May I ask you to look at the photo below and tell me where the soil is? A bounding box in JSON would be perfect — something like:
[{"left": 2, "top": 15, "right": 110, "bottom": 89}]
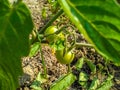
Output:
[{"left": 18, "top": 0, "right": 120, "bottom": 90}]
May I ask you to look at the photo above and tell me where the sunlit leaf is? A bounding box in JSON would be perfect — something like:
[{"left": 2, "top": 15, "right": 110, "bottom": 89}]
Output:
[
  {"left": 75, "top": 58, "right": 84, "bottom": 70},
  {"left": 79, "top": 71, "right": 88, "bottom": 82},
  {"left": 58, "top": 0, "right": 120, "bottom": 66},
  {"left": 78, "top": 71, "right": 89, "bottom": 88}
]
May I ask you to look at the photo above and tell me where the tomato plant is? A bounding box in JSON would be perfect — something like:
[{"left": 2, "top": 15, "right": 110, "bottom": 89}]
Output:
[
  {"left": 59, "top": 0, "right": 120, "bottom": 66},
  {"left": 0, "top": 0, "right": 120, "bottom": 90}
]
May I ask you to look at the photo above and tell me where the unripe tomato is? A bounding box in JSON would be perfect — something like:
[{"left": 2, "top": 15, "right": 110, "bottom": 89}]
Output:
[
  {"left": 44, "top": 26, "right": 58, "bottom": 42},
  {"left": 58, "top": 32, "right": 65, "bottom": 41},
  {"left": 55, "top": 49, "right": 74, "bottom": 64},
  {"left": 44, "top": 26, "right": 65, "bottom": 42}
]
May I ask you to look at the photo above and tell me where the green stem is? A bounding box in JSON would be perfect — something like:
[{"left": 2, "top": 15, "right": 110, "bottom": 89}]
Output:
[
  {"left": 68, "top": 32, "right": 76, "bottom": 52},
  {"left": 68, "top": 43, "right": 93, "bottom": 52},
  {"left": 75, "top": 43, "right": 93, "bottom": 47},
  {"left": 67, "top": 64, "right": 71, "bottom": 72},
  {"left": 32, "top": 9, "right": 63, "bottom": 44},
  {"left": 39, "top": 43, "right": 47, "bottom": 78},
  {"left": 39, "top": 9, "right": 63, "bottom": 34},
  {"left": 64, "top": 35, "right": 68, "bottom": 55},
  {"left": 38, "top": 36, "right": 47, "bottom": 78}
]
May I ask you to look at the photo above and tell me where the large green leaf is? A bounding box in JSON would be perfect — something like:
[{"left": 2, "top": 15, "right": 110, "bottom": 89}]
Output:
[
  {"left": 58, "top": 0, "right": 120, "bottom": 65},
  {"left": 0, "top": 0, "right": 33, "bottom": 90}
]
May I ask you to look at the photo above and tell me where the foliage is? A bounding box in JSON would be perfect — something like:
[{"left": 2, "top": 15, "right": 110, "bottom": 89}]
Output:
[
  {"left": 0, "top": 0, "right": 120, "bottom": 89},
  {"left": 97, "top": 75, "right": 113, "bottom": 90},
  {"left": 29, "top": 42, "right": 40, "bottom": 57},
  {"left": 58, "top": 0, "right": 120, "bottom": 66},
  {"left": 86, "top": 59, "right": 96, "bottom": 74},
  {"left": 47, "top": 0, "right": 60, "bottom": 13},
  {"left": 75, "top": 58, "right": 84, "bottom": 70},
  {"left": 50, "top": 73, "right": 76, "bottom": 90},
  {"left": 76, "top": 58, "right": 113, "bottom": 90},
  {"left": 30, "top": 72, "right": 47, "bottom": 90},
  {"left": 0, "top": 0, "right": 33, "bottom": 89}
]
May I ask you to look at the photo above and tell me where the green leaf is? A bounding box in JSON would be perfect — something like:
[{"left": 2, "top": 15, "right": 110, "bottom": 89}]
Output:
[
  {"left": 50, "top": 39, "right": 64, "bottom": 51},
  {"left": 35, "top": 72, "right": 47, "bottom": 84},
  {"left": 75, "top": 58, "right": 84, "bottom": 70},
  {"left": 78, "top": 71, "right": 89, "bottom": 89},
  {"left": 30, "top": 85, "right": 43, "bottom": 90},
  {"left": 86, "top": 59, "right": 96, "bottom": 74},
  {"left": 30, "top": 72, "right": 47, "bottom": 90},
  {"left": 79, "top": 72, "right": 88, "bottom": 82},
  {"left": 29, "top": 42, "right": 40, "bottom": 57},
  {"left": 0, "top": 0, "right": 33, "bottom": 90},
  {"left": 50, "top": 73, "right": 76, "bottom": 90},
  {"left": 58, "top": 0, "right": 120, "bottom": 65},
  {"left": 42, "top": 8, "right": 47, "bottom": 19},
  {"left": 88, "top": 77, "right": 100, "bottom": 90},
  {"left": 30, "top": 80, "right": 42, "bottom": 90},
  {"left": 97, "top": 75, "right": 113, "bottom": 90}
]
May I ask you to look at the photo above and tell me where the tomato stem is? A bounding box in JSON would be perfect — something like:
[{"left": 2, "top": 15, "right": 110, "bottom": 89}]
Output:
[
  {"left": 32, "top": 9, "right": 63, "bottom": 44},
  {"left": 68, "top": 64, "right": 71, "bottom": 72},
  {"left": 68, "top": 31, "right": 76, "bottom": 52},
  {"left": 39, "top": 9, "right": 63, "bottom": 34},
  {"left": 38, "top": 35, "right": 47, "bottom": 78},
  {"left": 69, "top": 43, "right": 93, "bottom": 52},
  {"left": 75, "top": 43, "right": 93, "bottom": 47},
  {"left": 64, "top": 34, "right": 69, "bottom": 56}
]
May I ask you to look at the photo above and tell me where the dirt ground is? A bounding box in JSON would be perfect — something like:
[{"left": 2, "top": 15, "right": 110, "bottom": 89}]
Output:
[{"left": 18, "top": 0, "right": 120, "bottom": 90}]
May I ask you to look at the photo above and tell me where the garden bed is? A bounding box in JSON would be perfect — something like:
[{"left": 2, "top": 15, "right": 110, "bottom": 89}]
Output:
[{"left": 18, "top": 0, "right": 120, "bottom": 90}]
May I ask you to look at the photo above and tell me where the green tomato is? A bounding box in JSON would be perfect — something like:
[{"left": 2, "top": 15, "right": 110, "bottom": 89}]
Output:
[
  {"left": 58, "top": 32, "right": 65, "bottom": 41},
  {"left": 44, "top": 26, "right": 58, "bottom": 42},
  {"left": 55, "top": 49, "right": 74, "bottom": 64},
  {"left": 44, "top": 26, "right": 64, "bottom": 42}
]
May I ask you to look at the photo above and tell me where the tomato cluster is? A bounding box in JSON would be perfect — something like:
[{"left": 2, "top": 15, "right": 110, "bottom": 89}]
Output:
[{"left": 44, "top": 26, "right": 74, "bottom": 64}]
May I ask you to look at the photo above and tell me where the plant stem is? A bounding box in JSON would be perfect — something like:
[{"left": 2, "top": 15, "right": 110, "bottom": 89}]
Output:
[
  {"left": 38, "top": 36, "right": 47, "bottom": 78},
  {"left": 64, "top": 35, "right": 68, "bottom": 55},
  {"left": 39, "top": 9, "right": 63, "bottom": 34},
  {"left": 68, "top": 64, "right": 71, "bottom": 72},
  {"left": 39, "top": 44, "right": 47, "bottom": 78},
  {"left": 68, "top": 32, "right": 76, "bottom": 52},
  {"left": 68, "top": 42, "right": 93, "bottom": 52},
  {"left": 32, "top": 9, "right": 63, "bottom": 44},
  {"left": 75, "top": 43, "right": 93, "bottom": 47}
]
